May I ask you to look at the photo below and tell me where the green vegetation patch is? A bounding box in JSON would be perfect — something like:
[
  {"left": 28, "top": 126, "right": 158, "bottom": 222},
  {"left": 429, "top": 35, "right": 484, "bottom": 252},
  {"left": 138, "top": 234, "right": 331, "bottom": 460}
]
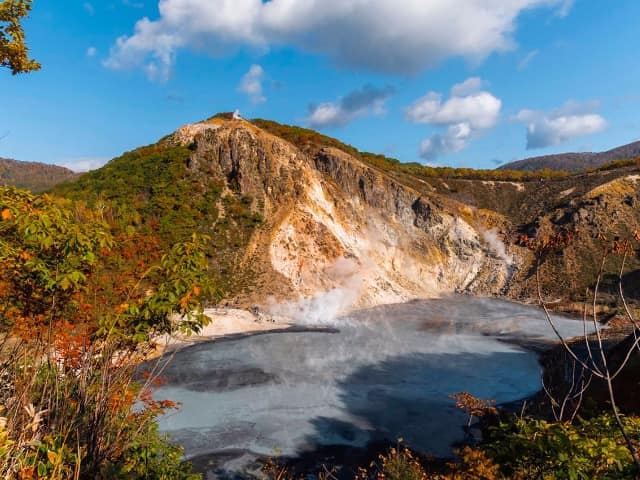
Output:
[{"left": 53, "top": 143, "right": 264, "bottom": 300}]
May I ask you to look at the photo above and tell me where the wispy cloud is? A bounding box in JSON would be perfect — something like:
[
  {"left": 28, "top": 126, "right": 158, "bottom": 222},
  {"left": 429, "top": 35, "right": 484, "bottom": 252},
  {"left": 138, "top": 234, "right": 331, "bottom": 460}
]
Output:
[
  {"left": 238, "top": 65, "right": 267, "bottom": 104},
  {"left": 450, "top": 77, "right": 485, "bottom": 97},
  {"left": 122, "top": 0, "right": 144, "bottom": 8},
  {"left": 306, "top": 84, "right": 395, "bottom": 128},
  {"left": 518, "top": 49, "right": 539, "bottom": 71},
  {"left": 556, "top": 0, "right": 574, "bottom": 17},
  {"left": 83, "top": 2, "right": 95, "bottom": 15}
]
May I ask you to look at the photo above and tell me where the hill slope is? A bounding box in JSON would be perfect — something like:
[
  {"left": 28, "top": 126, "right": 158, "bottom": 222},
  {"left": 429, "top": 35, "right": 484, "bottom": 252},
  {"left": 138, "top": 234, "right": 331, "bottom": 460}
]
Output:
[
  {"left": 499, "top": 140, "right": 640, "bottom": 172},
  {"left": 0, "top": 157, "right": 78, "bottom": 192},
  {"left": 52, "top": 116, "right": 640, "bottom": 315},
  {"left": 55, "top": 117, "right": 516, "bottom": 313}
]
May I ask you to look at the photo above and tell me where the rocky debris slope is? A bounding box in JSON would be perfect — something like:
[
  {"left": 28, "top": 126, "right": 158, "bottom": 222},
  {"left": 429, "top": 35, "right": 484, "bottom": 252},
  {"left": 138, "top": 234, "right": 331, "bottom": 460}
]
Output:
[{"left": 509, "top": 173, "right": 640, "bottom": 306}]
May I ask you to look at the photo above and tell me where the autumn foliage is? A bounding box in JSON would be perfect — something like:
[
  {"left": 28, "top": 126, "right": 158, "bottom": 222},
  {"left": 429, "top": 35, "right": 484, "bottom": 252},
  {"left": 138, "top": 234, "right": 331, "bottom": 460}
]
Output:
[{"left": 0, "top": 186, "right": 213, "bottom": 479}]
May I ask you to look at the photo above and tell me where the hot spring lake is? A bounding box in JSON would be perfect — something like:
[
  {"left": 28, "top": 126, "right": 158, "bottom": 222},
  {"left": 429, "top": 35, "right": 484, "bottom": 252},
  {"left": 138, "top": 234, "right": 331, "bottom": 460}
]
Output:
[{"left": 155, "top": 295, "right": 591, "bottom": 474}]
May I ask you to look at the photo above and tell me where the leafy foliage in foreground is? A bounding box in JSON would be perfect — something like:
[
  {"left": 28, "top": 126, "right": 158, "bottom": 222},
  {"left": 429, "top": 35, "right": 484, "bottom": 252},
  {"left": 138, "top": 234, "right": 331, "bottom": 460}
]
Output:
[
  {"left": 0, "top": 187, "right": 112, "bottom": 330},
  {"left": 0, "top": 0, "right": 40, "bottom": 74},
  {"left": 485, "top": 415, "right": 640, "bottom": 479},
  {"left": 0, "top": 186, "right": 209, "bottom": 478},
  {"left": 348, "top": 414, "right": 640, "bottom": 479}
]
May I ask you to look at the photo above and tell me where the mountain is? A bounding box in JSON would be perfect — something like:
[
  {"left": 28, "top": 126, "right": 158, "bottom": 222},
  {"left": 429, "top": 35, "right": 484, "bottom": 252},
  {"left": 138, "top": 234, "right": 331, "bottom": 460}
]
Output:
[
  {"left": 0, "top": 157, "right": 78, "bottom": 192},
  {"left": 55, "top": 115, "right": 516, "bottom": 312},
  {"left": 52, "top": 115, "right": 640, "bottom": 315},
  {"left": 499, "top": 140, "right": 640, "bottom": 172}
]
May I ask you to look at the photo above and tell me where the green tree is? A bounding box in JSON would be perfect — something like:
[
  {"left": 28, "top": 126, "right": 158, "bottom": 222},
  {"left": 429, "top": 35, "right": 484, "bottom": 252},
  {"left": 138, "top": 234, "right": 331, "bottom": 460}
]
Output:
[
  {"left": 0, "top": 187, "right": 111, "bottom": 331},
  {"left": 0, "top": 0, "right": 40, "bottom": 74},
  {"left": 0, "top": 187, "right": 212, "bottom": 478},
  {"left": 485, "top": 414, "right": 640, "bottom": 479}
]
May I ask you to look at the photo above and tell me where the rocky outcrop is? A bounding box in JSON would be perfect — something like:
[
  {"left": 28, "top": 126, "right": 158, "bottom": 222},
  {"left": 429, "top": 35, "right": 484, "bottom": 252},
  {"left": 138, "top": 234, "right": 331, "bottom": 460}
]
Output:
[
  {"left": 508, "top": 173, "right": 640, "bottom": 304},
  {"left": 165, "top": 118, "right": 519, "bottom": 314}
]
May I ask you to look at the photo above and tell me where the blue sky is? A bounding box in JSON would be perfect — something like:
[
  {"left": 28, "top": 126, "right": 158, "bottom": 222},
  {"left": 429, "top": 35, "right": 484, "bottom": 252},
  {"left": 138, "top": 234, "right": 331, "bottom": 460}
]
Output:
[{"left": 1, "top": 0, "right": 639, "bottom": 171}]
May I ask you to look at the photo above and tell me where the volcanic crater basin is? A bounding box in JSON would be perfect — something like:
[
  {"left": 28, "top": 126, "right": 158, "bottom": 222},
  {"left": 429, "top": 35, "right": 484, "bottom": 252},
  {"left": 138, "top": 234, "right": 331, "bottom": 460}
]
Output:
[{"left": 156, "top": 295, "right": 591, "bottom": 477}]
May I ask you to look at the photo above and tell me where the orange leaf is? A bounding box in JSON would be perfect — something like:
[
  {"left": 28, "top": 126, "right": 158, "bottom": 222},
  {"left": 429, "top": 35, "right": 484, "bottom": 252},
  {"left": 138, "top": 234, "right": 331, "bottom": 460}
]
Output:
[
  {"left": 180, "top": 296, "right": 189, "bottom": 308},
  {"left": 1, "top": 208, "right": 11, "bottom": 220}
]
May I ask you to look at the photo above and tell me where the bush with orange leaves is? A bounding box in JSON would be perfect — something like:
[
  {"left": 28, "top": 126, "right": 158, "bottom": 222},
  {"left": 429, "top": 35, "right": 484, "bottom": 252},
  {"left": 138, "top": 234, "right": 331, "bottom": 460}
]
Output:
[
  {"left": 450, "top": 392, "right": 499, "bottom": 428},
  {"left": 0, "top": 186, "right": 214, "bottom": 479},
  {"left": 351, "top": 439, "right": 504, "bottom": 480}
]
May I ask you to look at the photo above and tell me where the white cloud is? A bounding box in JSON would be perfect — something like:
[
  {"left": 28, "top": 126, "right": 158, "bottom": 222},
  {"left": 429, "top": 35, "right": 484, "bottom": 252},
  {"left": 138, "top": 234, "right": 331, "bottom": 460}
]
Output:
[
  {"left": 105, "top": 0, "right": 573, "bottom": 80},
  {"left": 515, "top": 100, "right": 607, "bottom": 149},
  {"left": 406, "top": 78, "right": 501, "bottom": 160},
  {"left": 406, "top": 90, "right": 501, "bottom": 130},
  {"left": 103, "top": 17, "right": 179, "bottom": 82},
  {"left": 58, "top": 157, "right": 109, "bottom": 172},
  {"left": 306, "top": 85, "right": 395, "bottom": 128},
  {"left": 238, "top": 64, "right": 266, "bottom": 104},
  {"left": 86, "top": 46, "right": 97, "bottom": 58}
]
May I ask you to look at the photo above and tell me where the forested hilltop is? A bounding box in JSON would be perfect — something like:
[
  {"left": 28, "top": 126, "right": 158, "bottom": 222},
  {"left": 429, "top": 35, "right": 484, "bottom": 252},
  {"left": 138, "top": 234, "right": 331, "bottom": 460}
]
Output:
[
  {"left": 0, "top": 157, "right": 77, "bottom": 192},
  {"left": 499, "top": 140, "right": 640, "bottom": 172}
]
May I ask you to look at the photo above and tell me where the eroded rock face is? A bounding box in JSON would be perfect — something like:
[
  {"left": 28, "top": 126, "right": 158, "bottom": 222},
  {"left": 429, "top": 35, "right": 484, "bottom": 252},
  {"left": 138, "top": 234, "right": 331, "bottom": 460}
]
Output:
[{"left": 167, "top": 119, "right": 519, "bottom": 313}]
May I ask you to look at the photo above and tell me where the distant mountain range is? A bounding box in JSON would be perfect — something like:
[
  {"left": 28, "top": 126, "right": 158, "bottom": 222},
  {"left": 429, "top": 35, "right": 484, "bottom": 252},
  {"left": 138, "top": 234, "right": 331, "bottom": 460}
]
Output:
[
  {"left": 499, "top": 140, "right": 640, "bottom": 172},
  {"left": 0, "top": 157, "right": 77, "bottom": 193}
]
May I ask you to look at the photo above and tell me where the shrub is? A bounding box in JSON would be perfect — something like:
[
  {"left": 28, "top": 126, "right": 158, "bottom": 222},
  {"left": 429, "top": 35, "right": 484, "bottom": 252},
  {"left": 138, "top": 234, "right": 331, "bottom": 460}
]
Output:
[
  {"left": 484, "top": 414, "right": 640, "bottom": 479},
  {"left": 0, "top": 186, "right": 211, "bottom": 478},
  {"left": 356, "top": 441, "right": 427, "bottom": 480}
]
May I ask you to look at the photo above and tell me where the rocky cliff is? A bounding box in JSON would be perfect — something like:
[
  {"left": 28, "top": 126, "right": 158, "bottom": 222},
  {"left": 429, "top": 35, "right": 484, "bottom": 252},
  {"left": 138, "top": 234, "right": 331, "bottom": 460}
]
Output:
[{"left": 164, "top": 117, "right": 518, "bottom": 314}]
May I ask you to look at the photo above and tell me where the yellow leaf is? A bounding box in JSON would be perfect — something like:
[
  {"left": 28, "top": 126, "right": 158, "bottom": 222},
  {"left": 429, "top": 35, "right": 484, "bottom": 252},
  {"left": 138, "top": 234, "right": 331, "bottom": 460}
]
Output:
[{"left": 47, "top": 450, "right": 59, "bottom": 465}]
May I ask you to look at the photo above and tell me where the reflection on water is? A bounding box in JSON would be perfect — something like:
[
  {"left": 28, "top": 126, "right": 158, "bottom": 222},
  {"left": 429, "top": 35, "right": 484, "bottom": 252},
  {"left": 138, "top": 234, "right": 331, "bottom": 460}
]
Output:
[{"left": 156, "top": 295, "right": 591, "bottom": 476}]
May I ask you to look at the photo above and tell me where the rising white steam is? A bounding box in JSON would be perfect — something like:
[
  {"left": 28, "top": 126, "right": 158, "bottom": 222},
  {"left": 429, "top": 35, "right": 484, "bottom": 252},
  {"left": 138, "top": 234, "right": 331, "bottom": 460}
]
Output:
[
  {"left": 267, "top": 257, "right": 365, "bottom": 325},
  {"left": 481, "top": 229, "right": 513, "bottom": 266}
]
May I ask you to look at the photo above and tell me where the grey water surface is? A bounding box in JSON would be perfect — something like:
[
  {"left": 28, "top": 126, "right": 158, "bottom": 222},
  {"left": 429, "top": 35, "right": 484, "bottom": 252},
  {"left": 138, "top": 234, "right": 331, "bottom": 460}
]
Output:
[{"left": 156, "top": 295, "right": 592, "bottom": 475}]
